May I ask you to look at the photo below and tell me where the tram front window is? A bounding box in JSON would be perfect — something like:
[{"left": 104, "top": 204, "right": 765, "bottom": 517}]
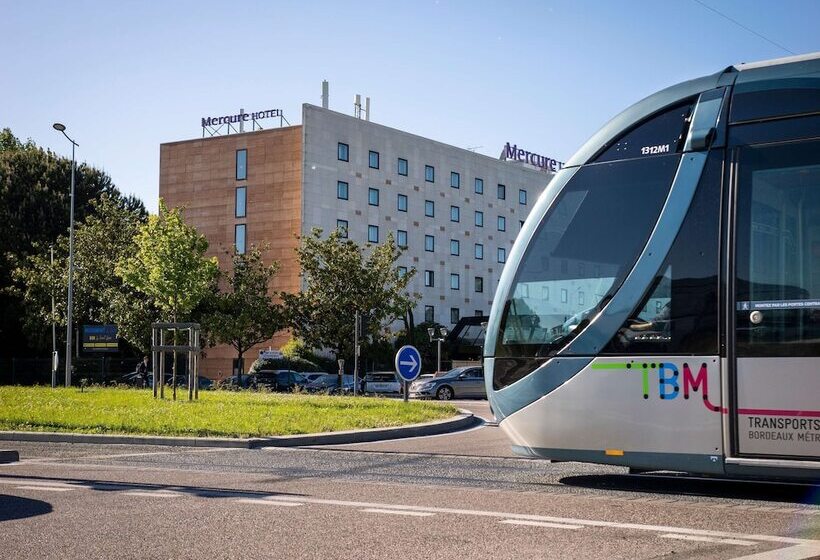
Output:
[{"left": 496, "top": 155, "right": 680, "bottom": 361}]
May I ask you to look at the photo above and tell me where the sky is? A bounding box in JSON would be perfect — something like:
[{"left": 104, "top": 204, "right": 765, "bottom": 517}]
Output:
[{"left": 2, "top": 0, "right": 819, "bottom": 213}]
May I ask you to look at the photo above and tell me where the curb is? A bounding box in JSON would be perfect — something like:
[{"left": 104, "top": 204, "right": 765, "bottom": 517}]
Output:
[
  {"left": 0, "top": 410, "right": 480, "bottom": 450},
  {"left": 0, "top": 450, "right": 19, "bottom": 464}
]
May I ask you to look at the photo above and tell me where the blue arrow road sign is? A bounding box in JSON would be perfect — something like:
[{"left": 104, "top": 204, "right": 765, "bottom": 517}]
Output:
[{"left": 395, "top": 345, "right": 422, "bottom": 382}]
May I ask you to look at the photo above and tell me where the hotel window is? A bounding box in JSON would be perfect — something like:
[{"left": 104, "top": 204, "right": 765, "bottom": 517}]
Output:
[
  {"left": 397, "top": 194, "right": 408, "bottom": 212},
  {"left": 450, "top": 239, "right": 460, "bottom": 256},
  {"left": 398, "top": 158, "right": 408, "bottom": 176},
  {"left": 425, "top": 305, "right": 435, "bottom": 323},
  {"left": 234, "top": 224, "right": 246, "bottom": 255},
  {"left": 497, "top": 183, "right": 506, "bottom": 200},
  {"left": 497, "top": 215, "right": 506, "bottom": 232},
  {"left": 474, "top": 210, "right": 483, "bottom": 227},
  {"left": 450, "top": 205, "right": 460, "bottom": 222},
  {"left": 519, "top": 189, "right": 527, "bottom": 205},
  {"left": 236, "top": 149, "right": 247, "bottom": 181},
  {"left": 450, "top": 307, "right": 460, "bottom": 324},
  {"left": 425, "top": 165, "right": 435, "bottom": 183},
  {"left": 475, "top": 276, "right": 484, "bottom": 293},
  {"left": 497, "top": 247, "right": 506, "bottom": 263},
  {"left": 561, "top": 288, "right": 568, "bottom": 303},
  {"left": 369, "top": 150, "right": 379, "bottom": 169},
  {"left": 424, "top": 270, "right": 434, "bottom": 287},
  {"left": 368, "top": 188, "right": 379, "bottom": 206},
  {"left": 474, "top": 243, "right": 483, "bottom": 260},
  {"left": 450, "top": 273, "right": 460, "bottom": 290},
  {"left": 542, "top": 286, "right": 550, "bottom": 300},
  {"left": 425, "top": 235, "right": 435, "bottom": 252},
  {"left": 397, "top": 229, "right": 408, "bottom": 248},
  {"left": 450, "top": 171, "right": 460, "bottom": 189},
  {"left": 425, "top": 200, "right": 434, "bottom": 217},
  {"left": 337, "top": 142, "right": 349, "bottom": 162},
  {"left": 578, "top": 291, "right": 585, "bottom": 306},
  {"left": 475, "top": 310, "right": 483, "bottom": 317},
  {"left": 398, "top": 266, "right": 408, "bottom": 278},
  {"left": 235, "top": 186, "right": 246, "bottom": 218},
  {"left": 368, "top": 225, "right": 379, "bottom": 243},
  {"left": 475, "top": 177, "right": 484, "bottom": 194},
  {"left": 336, "top": 219, "right": 349, "bottom": 238},
  {"left": 337, "top": 181, "right": 349, "bottom": 200}
]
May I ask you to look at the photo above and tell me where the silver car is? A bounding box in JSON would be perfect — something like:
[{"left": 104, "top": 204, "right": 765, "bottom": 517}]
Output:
[{"left": 408, "top": 366, "right": 485, "bottom": 400}]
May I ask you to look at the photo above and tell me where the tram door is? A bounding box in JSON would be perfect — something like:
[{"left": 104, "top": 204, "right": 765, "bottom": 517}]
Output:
[{"left": 733, "top": 138, "right": 820, "bottom": 460}]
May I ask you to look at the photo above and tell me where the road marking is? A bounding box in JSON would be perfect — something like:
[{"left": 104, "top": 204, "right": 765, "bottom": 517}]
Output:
[
  {"left": 124, "top": 491, "right": 181, "bottom": 498},
  {"left": 500, "top": 519, "right": 583, "bottom": 530},
  {"left": 362, "top": 508, "right": 434, "bottom": 517},
  {"left": 235, "top": 498, "right": 303, "bottom": 507},
  {"left": 661, "top": 534, "right": 756, "bottom": 546},
  {"left": 15, "top": 485, "right": 74, "bottom": 492},
  {"left": 730, "top": 542, "right": 820, "bottom": 560}
]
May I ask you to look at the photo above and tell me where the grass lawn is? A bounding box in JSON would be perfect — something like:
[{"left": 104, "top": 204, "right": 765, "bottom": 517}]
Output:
[{"left": 0, "top": 387, "right": 458, "bottom": 438}]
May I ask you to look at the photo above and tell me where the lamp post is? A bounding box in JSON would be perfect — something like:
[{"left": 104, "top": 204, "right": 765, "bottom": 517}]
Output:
[
  {"left": 427, "top": 326, "right": 448, "bottom": 374},
  {"left": 53, "top": 123, "right": 78, "bottom": 388}
]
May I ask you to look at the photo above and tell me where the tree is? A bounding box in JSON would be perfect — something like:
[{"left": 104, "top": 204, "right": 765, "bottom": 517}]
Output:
[
  {"left": 117, "top": 200, "right": 218, "bottom": 399},
  {"left": 9, "top": 195, "right": 152, "bottom": 353},
  {"left": 0, "top": 128, "right": 144, "bottom": 361},
  {"left": 282, "top": 228, "right": 418, "bottom": 363},
  {"left": 204, "top": 246, "right": 285, "bottom": 385}
]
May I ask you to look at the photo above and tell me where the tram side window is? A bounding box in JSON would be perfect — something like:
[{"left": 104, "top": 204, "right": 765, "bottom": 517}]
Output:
[
  {"left": 603, "top": 151, "right": 722, "bottom": 355},
  {"left": 594, "top": 100, "right": 694, "bottom": 163},
  {"left": 735, "top": 139, "right": 820, "bottom": 357}
]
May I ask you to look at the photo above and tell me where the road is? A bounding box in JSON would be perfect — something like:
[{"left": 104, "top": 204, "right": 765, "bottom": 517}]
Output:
[{"left": 1, "top": 399, "right": 818, "bottom": 559}]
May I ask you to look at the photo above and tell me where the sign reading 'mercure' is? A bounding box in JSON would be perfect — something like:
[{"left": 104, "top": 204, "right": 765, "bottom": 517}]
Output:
[
  {"left": 202, "top": 109, "right": 282, "bottom": 128},
  {"left": 502, "top": 142, "right": 563, "bottom": 172}
]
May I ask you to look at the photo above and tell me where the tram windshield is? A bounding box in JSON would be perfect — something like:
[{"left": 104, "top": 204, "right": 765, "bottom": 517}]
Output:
[{"left": 496, "top": 155, "right": 681, "bottom": 358}]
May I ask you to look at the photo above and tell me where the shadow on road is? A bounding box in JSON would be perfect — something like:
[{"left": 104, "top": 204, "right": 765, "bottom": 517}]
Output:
[
  {"left": 0, "top": 494, "right": 53, "bottom": 522},
  {"left": 560, "top": 473, "right": 820, "bottom": 505}
]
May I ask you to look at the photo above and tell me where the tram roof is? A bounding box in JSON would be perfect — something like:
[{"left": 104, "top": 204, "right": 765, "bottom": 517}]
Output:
[{"left": 565, "top": 51, "right": 820, "bottom": 168}]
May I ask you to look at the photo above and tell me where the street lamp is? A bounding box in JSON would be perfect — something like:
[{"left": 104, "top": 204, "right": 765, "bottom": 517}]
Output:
[
  {"left": 427, "top": 327, "right": 448, "bottom": 374},
  {"left": 53, "top": 122, "right": 79, "bottom": 388}
]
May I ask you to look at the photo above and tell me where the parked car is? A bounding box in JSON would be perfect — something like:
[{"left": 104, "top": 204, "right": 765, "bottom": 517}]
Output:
[
  {"left": 302, "top": 372, "right": 328, "bottom": 384},
  {"left": 363, "top": 371, "right": 402, "bottom": 395},
  {"left": 408, "top": 366, "right": 485, "bottom": 400},
  {"left": 254, "top": 369, "right": 308, "bottom": 392},
  {"left": 305, "top": 374, "right": 354, "bottom": 393}
]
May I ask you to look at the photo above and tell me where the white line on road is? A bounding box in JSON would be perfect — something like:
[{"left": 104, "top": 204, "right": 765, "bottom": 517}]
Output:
[
  {"left": 235, "top": 498, "right": 303, "bottom": 507},
  {"left": 362, "top": 508, "right": 435, "bottom": 517},
  {"left": 15, "top": 485, "right": 74, "bottom": 492},
  {"left": 500, "top": 519, "right": 583, "bottom": 530},
  {"left": 123, "top": 491, "right": 181, "bottom": 498},
  {"left": 661, "top": 533, "right": 756, "bottom": 546}
]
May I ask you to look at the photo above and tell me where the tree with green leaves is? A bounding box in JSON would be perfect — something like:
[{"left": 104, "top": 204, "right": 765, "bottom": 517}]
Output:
[
  {"left": 204, "top": 245, "right": 285, "bottom": 386},
  {"left": 0, "top": 127, "right": 143, "bottom": 361},
  {"left": 9, "top": 195, "right": 153, "bottom": 353},
  {"left": 282, "top": 228, "right": 418, "bottom": 363},
  {"left": 117, "top": 200, "right": 218, "bottom": 399}
]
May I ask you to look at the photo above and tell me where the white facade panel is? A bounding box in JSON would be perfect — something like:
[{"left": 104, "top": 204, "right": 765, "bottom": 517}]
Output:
[{"left": 301, "top": 104, "right": 552, "bottom": 327}]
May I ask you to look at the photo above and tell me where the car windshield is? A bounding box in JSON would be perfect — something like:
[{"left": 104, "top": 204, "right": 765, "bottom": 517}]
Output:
[
  {"left": 496, "top": 155, "right": 680, "bottom": 358},
  {"left": 441, "top": 368, "right": 469, "bottom": 379}
]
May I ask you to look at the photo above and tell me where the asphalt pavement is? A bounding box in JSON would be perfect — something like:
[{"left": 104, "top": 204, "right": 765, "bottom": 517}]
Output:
[{"left": 0, "top": 399, "right": 818, "bottom": 559}]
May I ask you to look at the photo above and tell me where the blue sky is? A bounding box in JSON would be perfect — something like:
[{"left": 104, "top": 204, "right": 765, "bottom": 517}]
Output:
[{"left": 2, "top": 0, "right": 819, "bottom": 213}]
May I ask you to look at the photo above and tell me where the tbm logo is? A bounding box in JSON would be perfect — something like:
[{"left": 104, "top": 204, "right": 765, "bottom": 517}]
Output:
[{"left": 592, "top": 362, "right": 722, "bottom": 412}]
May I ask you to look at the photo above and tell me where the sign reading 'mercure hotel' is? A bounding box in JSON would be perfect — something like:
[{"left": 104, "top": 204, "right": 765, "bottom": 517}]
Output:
[
  {"left": 202, "top": 109, "right": 282, "bottom": 128},
  {"left": 502, "top": 142, "right": 564, "bottom": 172}
]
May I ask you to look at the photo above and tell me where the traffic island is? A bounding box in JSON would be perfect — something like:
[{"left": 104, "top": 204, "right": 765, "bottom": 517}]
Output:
[{"left": 0, "top": 387, "right": 467, "bottom": 448}]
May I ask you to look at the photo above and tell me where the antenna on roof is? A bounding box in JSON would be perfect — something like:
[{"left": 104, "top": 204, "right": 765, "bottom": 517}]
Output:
[
  {"left": 354, "top": 94, "right": 371, "bottom": 120},
  {"left": 321, "top": 80, "right": 329, "bottom": 109}
]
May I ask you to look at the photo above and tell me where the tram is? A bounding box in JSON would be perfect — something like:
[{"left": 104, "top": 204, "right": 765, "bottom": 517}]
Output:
[{"left": 485, "top": 53, "right": 820, "bottom": 480}]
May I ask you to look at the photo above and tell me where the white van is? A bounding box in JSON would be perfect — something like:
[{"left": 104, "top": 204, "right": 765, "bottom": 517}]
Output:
[{"left": 363, "top": 371, "right": 402, "bottom": 394}]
